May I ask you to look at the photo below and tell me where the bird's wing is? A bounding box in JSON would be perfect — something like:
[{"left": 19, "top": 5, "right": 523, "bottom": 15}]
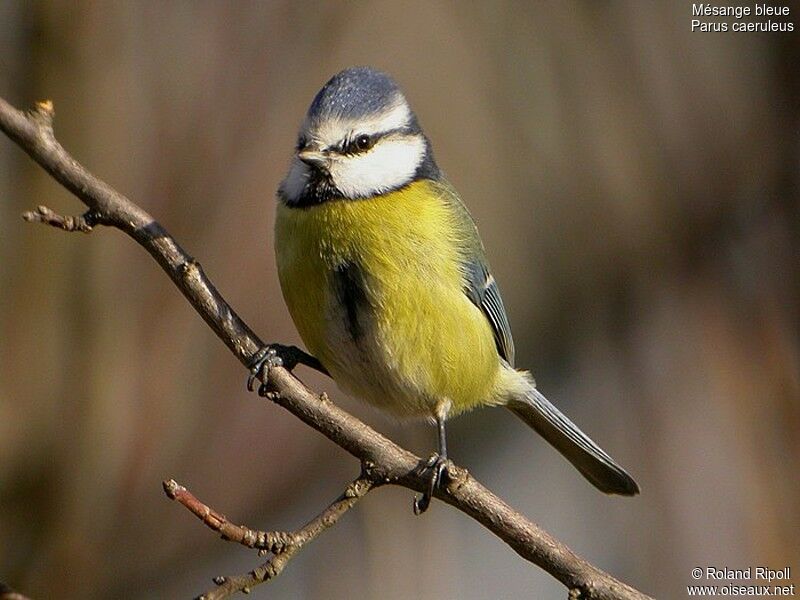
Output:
[
  {"left": 434, "top": 180, "right": 516, "bottom": 367},
  {"left": 463, "top": 258, "right": 515, "bottom": 366}
]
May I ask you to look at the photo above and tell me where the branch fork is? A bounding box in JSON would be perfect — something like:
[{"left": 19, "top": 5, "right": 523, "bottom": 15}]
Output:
[{"left": 164, "top": 475, "right": 376, "bottom": 599}]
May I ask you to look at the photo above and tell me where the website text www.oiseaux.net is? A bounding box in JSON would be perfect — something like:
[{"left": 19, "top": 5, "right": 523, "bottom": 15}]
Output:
[
  {"left": 687, "top": 584, "right": 795, "bottom": 597},
  {"left": 687, "top": 567, "right": 794, "bottom": 597}
]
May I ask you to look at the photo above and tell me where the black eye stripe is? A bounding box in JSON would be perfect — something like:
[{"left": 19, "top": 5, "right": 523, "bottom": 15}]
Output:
[{"left": 341, "top": 126, "right": 415, "bottom": 155}]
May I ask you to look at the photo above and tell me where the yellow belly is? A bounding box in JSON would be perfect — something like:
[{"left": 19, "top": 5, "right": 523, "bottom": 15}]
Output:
[{"left": 274, "top": 180, "right": 501, "bottom": 418}]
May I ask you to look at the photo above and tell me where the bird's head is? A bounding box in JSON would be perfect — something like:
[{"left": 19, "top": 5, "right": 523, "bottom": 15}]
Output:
[{"left": 279, "top": 67, "right": 438, "bottom": 206}]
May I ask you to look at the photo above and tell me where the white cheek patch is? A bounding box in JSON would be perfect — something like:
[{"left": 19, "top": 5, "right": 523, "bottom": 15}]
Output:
[
  {"left": 329, "top": 135, "right": 426, "bottom": 198},
  {"left": 279, "top": 158, "right": 311, "bottom": 201}
]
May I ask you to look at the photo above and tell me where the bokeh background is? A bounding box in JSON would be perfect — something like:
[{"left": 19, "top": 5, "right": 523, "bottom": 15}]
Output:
[{"left": 1, "top": 2, "right": 798, "bottom": 598}]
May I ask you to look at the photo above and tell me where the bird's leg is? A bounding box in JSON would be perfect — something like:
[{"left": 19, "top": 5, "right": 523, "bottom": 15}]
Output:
[
  {"left": 413, "top": 416, "right": 449, "bottom": 515},
  {"left": 246, "top": 344, "right": 329, "bottom": 396}
]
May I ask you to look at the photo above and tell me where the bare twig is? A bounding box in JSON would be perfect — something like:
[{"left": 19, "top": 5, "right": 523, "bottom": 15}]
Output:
[
  {"left": 0, "top": 96, "right": 652, "bottom": 600},
  {"left": 164, "top": 476, "right": 376, "bottom": 598},
  {"left": 163, "top": 480, "right": 288, "bottom": 552},
  {"left": 21, "top": 204, "right": 102, "bottom": 232}
]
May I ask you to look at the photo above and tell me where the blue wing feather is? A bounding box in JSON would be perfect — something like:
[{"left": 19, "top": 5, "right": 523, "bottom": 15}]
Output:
[{"left": 464, "top": 259, "right": 515, "bottom": 367}]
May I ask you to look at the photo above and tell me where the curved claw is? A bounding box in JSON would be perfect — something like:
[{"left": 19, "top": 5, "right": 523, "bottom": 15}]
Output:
[
  {"left": 247, "top": 346, "right": 284, "bottom": 392},
  {"left": 413, "top": 454, "right": 448, "bottom": 515}
]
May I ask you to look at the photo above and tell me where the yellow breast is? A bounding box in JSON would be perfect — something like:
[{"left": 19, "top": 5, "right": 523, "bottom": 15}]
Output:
[{"left": 274, "top": 180, "right": 501, "bottom": 418}]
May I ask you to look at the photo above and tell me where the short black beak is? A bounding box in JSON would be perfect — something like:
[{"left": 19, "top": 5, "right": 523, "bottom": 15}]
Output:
[{"left": 297, "top": 144, "right": 329, "bottom": 168}]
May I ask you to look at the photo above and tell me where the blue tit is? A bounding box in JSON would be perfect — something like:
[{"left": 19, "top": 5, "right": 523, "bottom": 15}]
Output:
[{"left": 273, "top": 67, "right": 639, "bottom": 513}]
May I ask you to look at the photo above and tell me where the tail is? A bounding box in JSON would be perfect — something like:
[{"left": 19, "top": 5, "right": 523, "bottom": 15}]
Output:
[{"left": 507, "top": 383, "right": 640, "bottom": 496}]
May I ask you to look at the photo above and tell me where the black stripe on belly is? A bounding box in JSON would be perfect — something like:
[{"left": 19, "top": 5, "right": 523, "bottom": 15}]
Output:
[{"left": 332, "top": 261, "right": 368, "bottom": 342}]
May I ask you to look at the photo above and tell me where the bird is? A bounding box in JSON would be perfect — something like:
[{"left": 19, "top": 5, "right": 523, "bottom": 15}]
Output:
[{"left": 265, "top": 66, "right": 639, "bottom": 513}]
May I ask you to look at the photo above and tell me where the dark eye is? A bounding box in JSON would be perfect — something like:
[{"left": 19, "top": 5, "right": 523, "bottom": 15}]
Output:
[
  {"left": 355, "top": 134, "right": 372, "bottom": 151},
  {"left": 347, "top": 134, "right": 373, "bottom": 154}
]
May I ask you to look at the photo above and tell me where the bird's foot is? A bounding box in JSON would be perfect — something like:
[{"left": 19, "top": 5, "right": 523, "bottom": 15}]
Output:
[
  {"left": 413, "top": 453, "right": 449, "bottom": 515},
  {"left": 247, "top": 345, "right": 289, "bottom": 396}
]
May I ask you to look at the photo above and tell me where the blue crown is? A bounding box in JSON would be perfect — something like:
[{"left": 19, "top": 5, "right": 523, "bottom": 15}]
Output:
[{"left": 307, "top": 67, "right": 402, "bottom": 122}]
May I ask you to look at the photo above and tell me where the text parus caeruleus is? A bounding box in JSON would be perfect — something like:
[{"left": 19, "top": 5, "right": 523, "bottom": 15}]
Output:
[{"left": 269, "top": 67, "right": 639, "bottom": 513}]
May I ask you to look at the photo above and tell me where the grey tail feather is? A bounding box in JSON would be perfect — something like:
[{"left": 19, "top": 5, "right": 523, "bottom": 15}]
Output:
[{"left": 507, "top": 385, "right": 640, "bottom": 496}]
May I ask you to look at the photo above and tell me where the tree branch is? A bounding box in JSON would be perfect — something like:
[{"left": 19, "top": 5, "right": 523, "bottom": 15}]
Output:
[
  {"left": 164, "top": 476, "right": 376, "bottom": 599},
  {"left": 0, "top": 96, "right": 652, "bottom": 600}
]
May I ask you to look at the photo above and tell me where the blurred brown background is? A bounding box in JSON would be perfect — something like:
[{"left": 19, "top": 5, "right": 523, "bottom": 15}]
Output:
[{"left": 1, "top": 2, "right": 798, "bottom": 598}]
